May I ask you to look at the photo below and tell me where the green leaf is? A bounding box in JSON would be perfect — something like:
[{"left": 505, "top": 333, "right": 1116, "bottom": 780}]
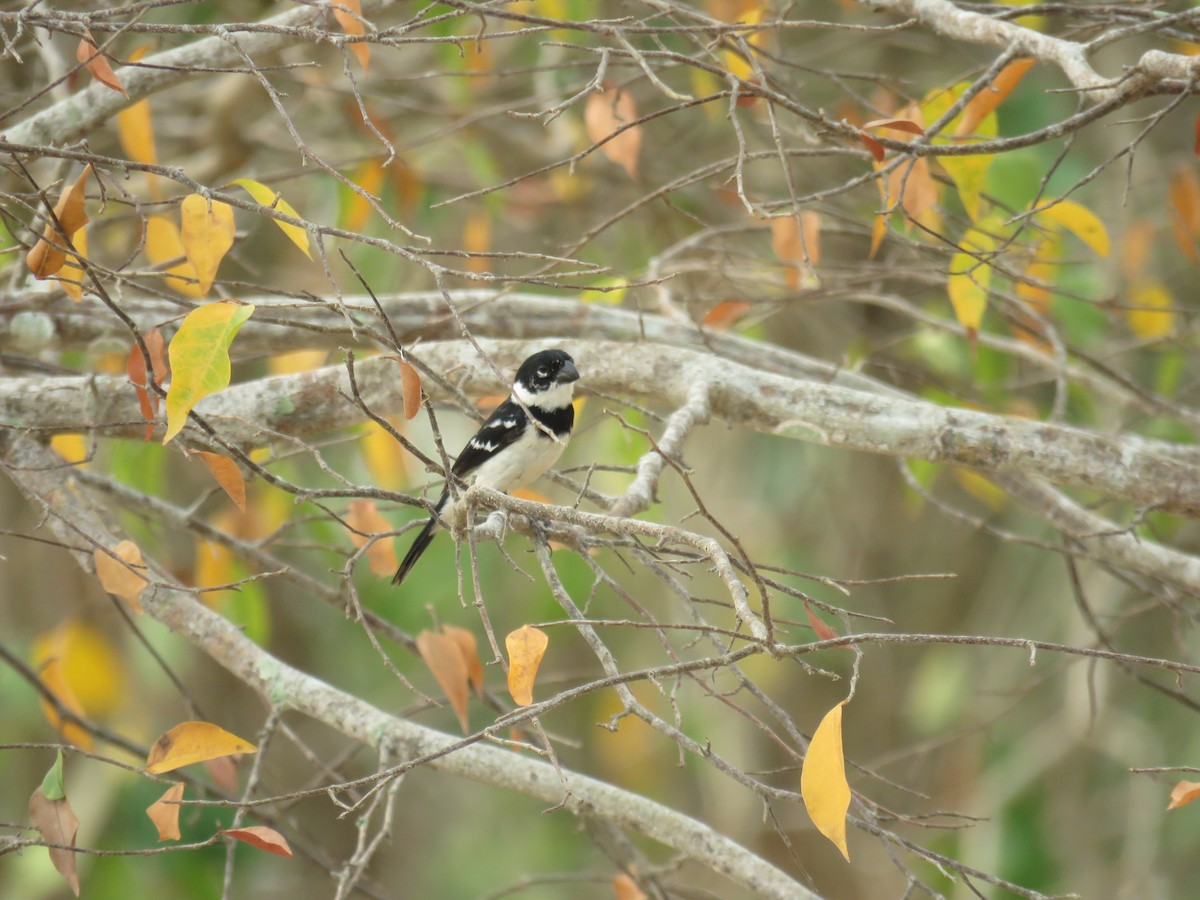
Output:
[
  {"left": 163, "top": 301, "right": 255, "bottom": 443},
  {"left": 229, "top": 178, "right": 312, "bottom": 259},
  {"left": 40, "top": 750, "right": 66, "bottom": 801}
]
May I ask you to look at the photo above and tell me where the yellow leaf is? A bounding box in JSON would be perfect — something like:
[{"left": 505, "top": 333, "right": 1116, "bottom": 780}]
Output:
[
  {"left": 230, "top": 178, "right": 312, "bottom": 259},
  {"left": 1126, "top": 282, "right": 1175, "bottom": 339},
  {"left": 342, "top": 159, "right": 385, "bottom": 233},
  {"left": 580, "top": 277, "right": 628, "bottom": 304},
  {"left": 26, "top": 165, "right": 91, "bottom": 280},
  {"left": 345, "top": 499, "right": 399, "bottom": 578},
  {"left": 953, "top": 468, "right": 1007, "bottom": 511},
  {"left": 50, "top": 433, "right": 88, "bottom": 467},
  {"left": 1037, "top": 199, "right": 1110, "bottom": 257},
  {"left": 163, "top": 301, "right": 255, "bottom": 443},
  {"left": 146, "top": 783, "right": 185, "bottom": 841},
  {"left": 505, "top": 625, "right": 549, "bottom": 707},
  {"left": 59, "top": 226, "right": 88, "bottom": 301},
  {"left": 145, "top": 215, "right": 204, "bottom": 297},
  {"left": 145, "top": 721, "right": 256, "bottom": 774},
  {"left": 947, "top": 228, "right": 996, "bottom": 333},
  {"left": 331, "top": 0, "right": 370, "bottom": 70},
  {"left": 35, "top": 658, "right": 93, "bottom": 750},
  {"left": 584, "top": 84, "right": 641, "bottom": 179},
  {"left": 117, "top": 99, "right": 157, "bottom": 166},
  {"left": 361, "top": 418, "right": 411, "bottom": 490},
  {"left": 800, "top": 700, "right": 851, "bottom": 861},
  {"left": 1167, "top": 780, "right": 1200, "bottom": 811},
  {"left": 180, "top": 194, "right": 235, "bottom": 295},
  {"left": 719, "top": 6, "right": 766, "bottom": 82},
  {"left": 267, "top": 349, "right": 327, "bottom": 375},
  {"left": 194, "top": 451, "right": 247, "bottom": 511},
  {"left": 922, "top": 85, "right": 996, "bottom": 222},
  {"left": 417, "top": 630, "right": 471, "bottom": 733},
  {"left": 193, "top": 536, "right": 237, "bottom": 603},
  {"left": 31, "top": 620, "right": 125, "bottom": 718},
  {"left": 93, "top": 539, "right": 149, "bottom": 612}
]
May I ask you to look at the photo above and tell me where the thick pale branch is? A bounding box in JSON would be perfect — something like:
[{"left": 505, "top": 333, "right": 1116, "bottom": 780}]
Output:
[
  {"left": 0, "top": 434, "right": 814, "bottom": 900},
  {"left": 3, "top": 340, "right": 1197, "bottom": 516}
]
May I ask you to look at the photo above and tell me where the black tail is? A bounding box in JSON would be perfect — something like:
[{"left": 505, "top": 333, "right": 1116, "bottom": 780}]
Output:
[{"left": 393, "top": 493, "right": 447, "bottom": 585}]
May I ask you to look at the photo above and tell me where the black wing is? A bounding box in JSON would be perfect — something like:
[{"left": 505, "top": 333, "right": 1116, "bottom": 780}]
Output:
[{"left": 450, "top": 398, "right": 528, "bottom": 478}]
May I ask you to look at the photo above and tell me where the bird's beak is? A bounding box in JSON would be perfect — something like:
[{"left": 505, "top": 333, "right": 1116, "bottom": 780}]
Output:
[{"left": 557, "top": 360, "right": 580, "bottom": 384}]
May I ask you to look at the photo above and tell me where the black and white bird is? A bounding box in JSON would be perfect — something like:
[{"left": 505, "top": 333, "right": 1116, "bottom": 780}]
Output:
[{"left": 392, "top": 349, "right": 580, "bottom": 585}]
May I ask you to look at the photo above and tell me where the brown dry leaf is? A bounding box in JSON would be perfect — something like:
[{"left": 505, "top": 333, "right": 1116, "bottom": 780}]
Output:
[
  {"left": 29, "top": 786, "right": 81, "bottom": 896},
  {"left": 442, "top": 625, "right": 485, "bottom": 696},
  {"left": 585, "top": 83, "right": 641, "bottom": 179},
  {"left": 146, "top": 721, "right": 257, "bottom": 774},
  {"left": 884, "top": 156, "right": 939, "bottom": 227},
  {"left": 221, "top": 826, "right": 293, "bottom": 857},
  {"left": 417, "top": 630, "right": 470, "bottom": 732},
  {"left": 93, "top": 539, "right": 149, "bottom": 613},
  {"left": 194, "top": 451, "right": 247, "bottom": 512},
  {"left": 146, "top": 782, "right": 185, "bottom": 841},
  {"left": 76, "top": 30, "right": 127, "bottom": 95},
  {"left": 1167, "top": 780, "right": 1200, "bottom": 810},
  {"left": 396, "top": 358, "right": 422, "bottom": 420},
  {"left": 857, "top": 131, "right": 885, "bottom": 163},
  {"left": 345, "top": 499, "right": 399, "bottom": 577},
  {"left": 26, "top": 165, "right": 92, "bottom": 279},
  {"left": 505, "top": 624, "right": 549, "bottom": 707},
  {"left": 331, "top": 0, "right": 370, "bottom": 70},
  {"left": 612, "top": 872, "right": 648, "bottom": 900},
  {"left": 954, "top": 60, "right": 1036, "bottom": 137},
  {"left": 804, "top": 603, "right": 839, "bottom": 641},
  {"left": 128, "top": 329, "right": 167, "bottom": 441},
  {"left": 862, "top": 117, "right": 926, "bottom": 136},
  {"left": 702, "top": 300, "right": 752, "bottom": 331}
]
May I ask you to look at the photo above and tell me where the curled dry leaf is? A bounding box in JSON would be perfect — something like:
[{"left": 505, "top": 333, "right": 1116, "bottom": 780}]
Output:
[
  {"left": 93, "top": 539, "right": 149, "bottom": 613},
  {"left": 505, "top": 624, "right": 549, "bottom": 707},
  {"left": 76, "top": 30, "right": 127, "bottom": 95},
  {"left": 345, "top": 499, "right": 399, "bottom": 577},
  {"left": 584, "top": 83, "right": 641, "bottom": 179},
  {"left": 396, "top": 357, "right": 422, "bottom": 420},
  {"left": 26, "top": 165, "right": 92, "bottom": 279},
  {"left": 29, "top": 785, "right": 81, "bottom": 896},
  {"left": 146, "top": 782, "right": 185, "bottom": 841},
  {"left": 146, "top": 721, "right": 257, "bottom": 774},
  {"left": 221, "top": 826, "right": 293, "bottom": 857},
  {"left": 804, "top": 603, "right": 839, "bottom": 641},
  {"left": 128, "top": 329, "right": 167, "bottom": 441},
  {"left": 417, "top": 630, "right": 471, "bottom": 733}
]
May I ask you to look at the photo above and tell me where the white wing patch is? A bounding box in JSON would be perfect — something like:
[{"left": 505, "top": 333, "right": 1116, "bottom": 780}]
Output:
[{"left": 469, "top": 439, "right": 498, "bottom": 453}]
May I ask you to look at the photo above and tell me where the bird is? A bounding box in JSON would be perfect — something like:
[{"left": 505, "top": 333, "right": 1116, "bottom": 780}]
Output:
[{"left": 393, "top": 348, "right": 580, "bottom": 585}]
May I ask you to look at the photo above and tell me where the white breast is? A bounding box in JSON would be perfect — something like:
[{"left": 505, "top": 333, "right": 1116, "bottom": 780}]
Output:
[{"left": 468, "top": 427, "right": 567, "bottom": 494}]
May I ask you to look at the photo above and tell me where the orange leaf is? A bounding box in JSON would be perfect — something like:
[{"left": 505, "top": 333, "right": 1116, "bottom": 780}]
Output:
[
  {"left": 128, "top": 329, "right": 166, "bottom": 441},
  {"left": 29, "top": 786, "right": 80, "bottom": 896},
  {"left": 94, "top": 539, "right": 149, "bottom": 612},
  {"left": 117, "top": 98, "right": 157, "bottom": 166},
  {"left": 146, "top": 782, "right": 185, "bottom": 841},
  {"left": 884, "top": 156, "right": 939, "bottom": 227},
  {"left": 1167, "top": 780, "right": 1200, "bottom": 810},
  {"left": 955, "top": 60, "right": 1036, "bottom": 137},
  {"left": 442, "top": 624, "right": 485, "bottom": 696},
  {"left": 1120, "top": 219, "right": 1157, "bottom": 280},
  {"left": 345, "top": 499, "right": 399, "bottom": 577},
  {"left": 804, "top": 603, "right": 839, "bottom": 641},
  {"left": 702, "top": 299, "right": 752, "bottom": 330},
  {"left": 417, "top": 630, "right": 471, "bottom": 732},
  {"left": 800, "top": 701, "right": 851, "bottom": 860},
  {"left": 221, "top": 826, "right": 292, "bottom": 857},
  {"left": 770, "top": 213, "right": 820, "bottom": 289},
  {"left": 331, "top": 0, "right": 370, "bottom": 70},
  {"left": 868, "top": 213, "right": 887, "bottom": 259},
  {"left": 510, "top": 487, "right": 552, "bottom": 504},
  {"left": 861, "top": 117, "right": 926, "bottom": 136},
  {"left": 26, "top": 165, "right": 92, "bottom": 279},
  {"left": 194, "top": 451, "right": 247, "bottom": 512},
  {"left": 76, "top": 31, "right": 127, "bottom": 96},
  {"left": 393, "top": 358, "right": 422, "bottom": 420},
  {"left": 612, "top": 872, "right": 648, "bottom": 900},
  {"left": 146, "top": 721, "right": 257, "bottom": 774},
  {"left": 585, "top": 83, "right": 641, "bottom": 179},
  {"left": 857, "top": 132, "right": 885, "bottom": 162},
  {"left": 505, "top": 625, "right": 549, "bottom": 707}
]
